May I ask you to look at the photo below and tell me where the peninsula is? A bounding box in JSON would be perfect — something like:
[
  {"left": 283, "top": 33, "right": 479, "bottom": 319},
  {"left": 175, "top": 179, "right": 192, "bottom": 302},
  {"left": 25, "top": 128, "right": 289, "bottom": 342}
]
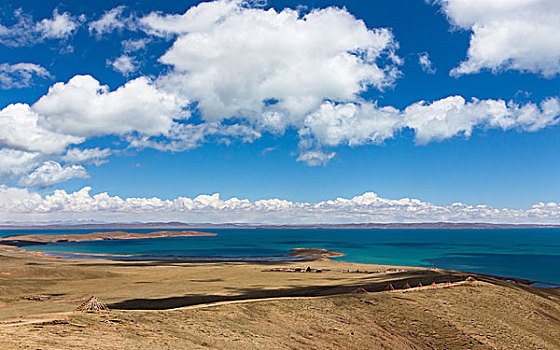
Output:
[{"left": 0, "top": 230, "right": 216, "bottom": 247}]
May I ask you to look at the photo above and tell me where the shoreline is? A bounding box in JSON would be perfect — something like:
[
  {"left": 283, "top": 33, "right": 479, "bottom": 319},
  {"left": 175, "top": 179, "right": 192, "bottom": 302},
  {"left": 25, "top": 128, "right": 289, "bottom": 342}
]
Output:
[{"left": 24, "top": 247, "right": 343, "bottom": 262}]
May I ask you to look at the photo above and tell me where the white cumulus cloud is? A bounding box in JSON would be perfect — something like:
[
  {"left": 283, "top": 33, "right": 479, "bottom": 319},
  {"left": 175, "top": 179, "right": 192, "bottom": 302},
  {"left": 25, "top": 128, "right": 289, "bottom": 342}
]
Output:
[
  {"left": 0, "top": 103, "right": 83, "bottom": 154},
  {"left": 301, "top": 100, "right": 402, "bottom": 147},
  {"left": 435, "top": 0, "right": 560, "bottom": 77},
  {"left": 32, "top": 75, "right": 186, "bottom": 137},
  {"left": 154, "top": 0, "right": 401, "bottom": 123},
  {"left": 295, "top": 96, "right": 560, "bottom": 164},
  {"left": 404, "top": 96, "right": 560, "bottom": 144},
  {"left": 0, "top": 187, "right": 559, "bottom": 224},
  {"left": 0, "top": 103, "right": 89, "bottom": 187}
]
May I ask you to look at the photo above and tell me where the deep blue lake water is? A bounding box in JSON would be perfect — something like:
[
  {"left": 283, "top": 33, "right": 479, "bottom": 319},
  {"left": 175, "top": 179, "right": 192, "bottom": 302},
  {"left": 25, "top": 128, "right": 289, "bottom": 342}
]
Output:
[{"left": 2, "top": 228, "right": 559, "bottom": 284}]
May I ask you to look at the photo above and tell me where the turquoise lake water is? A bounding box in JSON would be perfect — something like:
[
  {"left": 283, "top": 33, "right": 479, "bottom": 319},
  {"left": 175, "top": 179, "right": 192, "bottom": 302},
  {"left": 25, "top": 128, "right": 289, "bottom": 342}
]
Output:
[{"left": 3, "top": 228, "right": 559, "bottom": 284}]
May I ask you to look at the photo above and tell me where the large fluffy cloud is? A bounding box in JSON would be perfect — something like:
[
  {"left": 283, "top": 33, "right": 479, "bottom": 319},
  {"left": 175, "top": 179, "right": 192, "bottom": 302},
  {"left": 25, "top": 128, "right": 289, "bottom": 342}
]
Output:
[
  {"left": 0, "top": 187, "right": 558, "bottom": 224},
  {"left": 435, "top": 0, "right": 560, "bottom": 77},
  {"left": 300, "top": 101, "right": 402, "bottom": 148},
  {"left": 296, "top": 96, "right": 560, "bottom": 159},
  {"left": 0, "top": 103, "right": 83, "bottom": 153},
  {"left": 403, "top": 96, "right": 560, "bottom": 144},
  {"left": 33, "top": 75, "right": 186, "bottom": 137},
  {"left": 153, "top": 0, "right": 401, "bottom": 124}
]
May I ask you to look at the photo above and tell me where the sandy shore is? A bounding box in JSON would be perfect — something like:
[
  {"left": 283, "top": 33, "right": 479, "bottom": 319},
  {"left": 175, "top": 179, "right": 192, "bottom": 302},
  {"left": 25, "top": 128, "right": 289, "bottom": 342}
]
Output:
[{"left": 0, "top": 238, "right": 559, "bottom": 349}]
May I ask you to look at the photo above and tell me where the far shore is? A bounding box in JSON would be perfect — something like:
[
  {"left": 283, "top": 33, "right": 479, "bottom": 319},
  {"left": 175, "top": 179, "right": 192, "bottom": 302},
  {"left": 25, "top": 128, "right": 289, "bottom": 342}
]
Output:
[{"left": 1, "top": 222, "right": 560, "bottom": 231}]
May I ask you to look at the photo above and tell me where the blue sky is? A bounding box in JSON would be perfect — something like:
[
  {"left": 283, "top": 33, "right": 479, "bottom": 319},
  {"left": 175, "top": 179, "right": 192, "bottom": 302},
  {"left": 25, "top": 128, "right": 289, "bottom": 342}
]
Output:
[{"left": 0, "top": 0, "right": 559, "bottom": 223}]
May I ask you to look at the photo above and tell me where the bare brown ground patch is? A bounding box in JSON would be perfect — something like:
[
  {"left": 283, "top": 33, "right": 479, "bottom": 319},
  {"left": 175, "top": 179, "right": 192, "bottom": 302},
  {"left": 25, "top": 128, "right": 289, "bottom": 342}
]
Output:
[{"left": 0, "top": 247, "right": 558, "bottom": 349}]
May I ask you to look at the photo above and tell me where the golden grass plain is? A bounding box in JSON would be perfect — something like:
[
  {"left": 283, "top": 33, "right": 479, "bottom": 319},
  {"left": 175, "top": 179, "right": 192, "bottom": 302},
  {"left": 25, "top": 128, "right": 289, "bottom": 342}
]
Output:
[{"left": 0, "top": 243, "right": 558, "bottom": 349}]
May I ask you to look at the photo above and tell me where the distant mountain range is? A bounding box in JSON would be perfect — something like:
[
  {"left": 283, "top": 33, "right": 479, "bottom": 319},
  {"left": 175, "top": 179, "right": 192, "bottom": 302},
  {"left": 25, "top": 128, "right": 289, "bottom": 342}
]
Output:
[{"left": 1, "top": 222, "right": 559, "bottom": 230}]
